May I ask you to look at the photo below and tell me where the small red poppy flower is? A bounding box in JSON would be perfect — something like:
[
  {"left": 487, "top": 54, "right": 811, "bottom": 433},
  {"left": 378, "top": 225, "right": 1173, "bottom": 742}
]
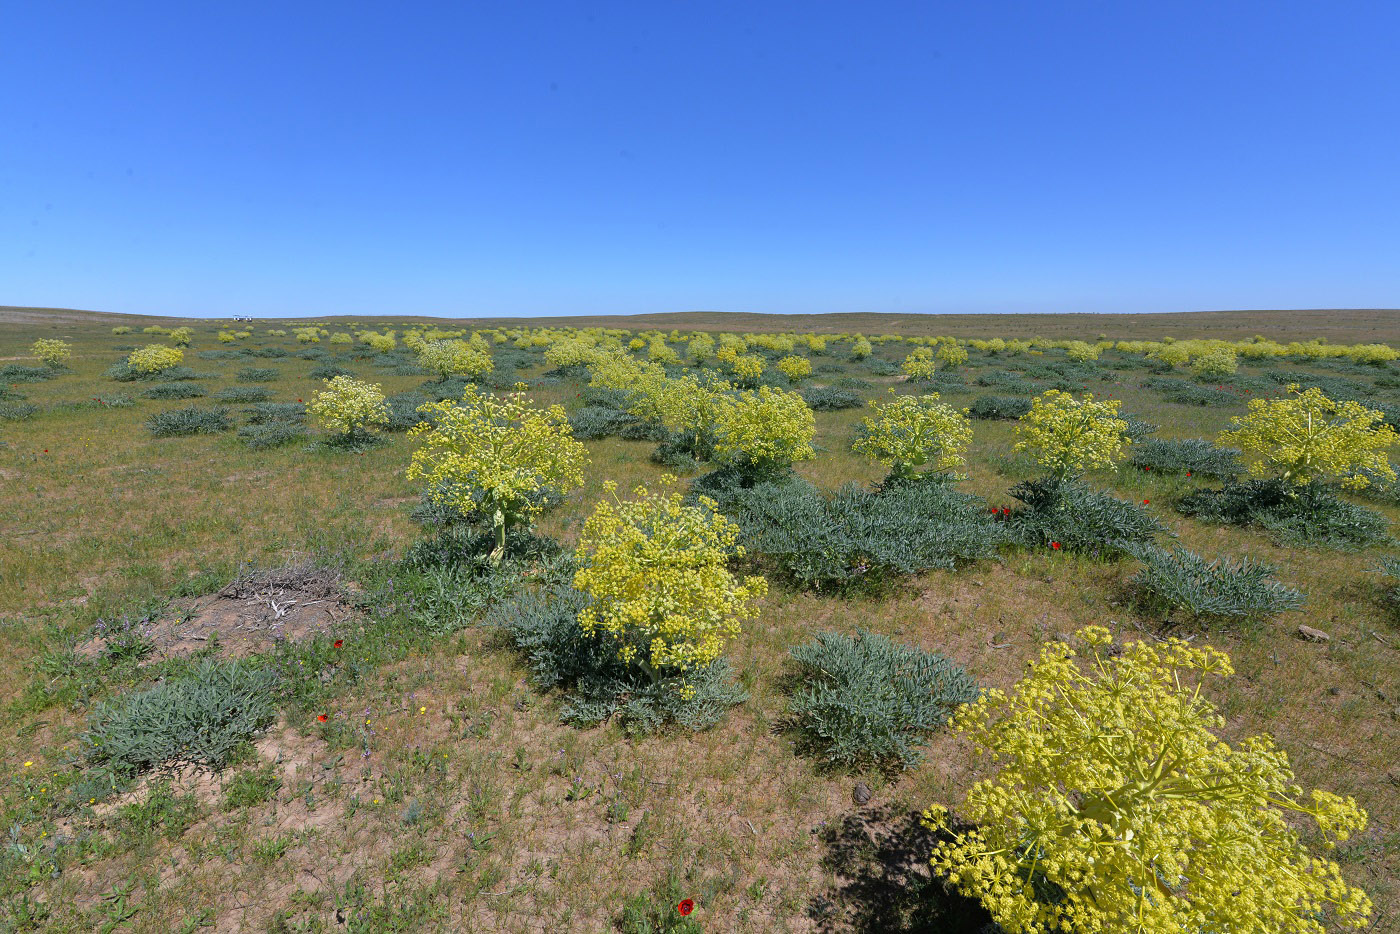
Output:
[
  {"left": 334, "top": 639, "right": 343, "bottom": 648},
  {"left": 1142, "top": 499, "right": 1150, "bottom": 505},
  {"left": 1143, "top": 465, "right": 1150, "bottom": 471},
  {"left": 297, "top": 398, "right": 303, "bottom": 403},
  {"left": 42, "top": 449, "right": 48, "bottom": 453},
  {"left": 317, "top": 714, "right": 328, "bottom": 722},
  {"left": 1050, "top": 541, "right": 1061, "bottom": 550},
  {"left": 1001, "top": 507, "right": 1009, "bottom": 515},
  {"left": 1186, "top": 471, "right": 1192, "bottom": 477},
  {"left": 677, "top": 899, "right": 695, "bottom": 916}
]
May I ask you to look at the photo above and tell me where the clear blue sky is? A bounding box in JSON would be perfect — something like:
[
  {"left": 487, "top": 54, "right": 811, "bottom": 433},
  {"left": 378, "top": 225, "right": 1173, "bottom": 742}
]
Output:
[{"left": 3, "top": 2, "right": 1398, "bottom": 319}]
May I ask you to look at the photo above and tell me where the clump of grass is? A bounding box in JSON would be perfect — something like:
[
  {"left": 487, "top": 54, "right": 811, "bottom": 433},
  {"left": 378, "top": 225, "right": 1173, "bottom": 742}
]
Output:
[
  {"left": 242, "top": 402, "right": 306, "bottom": 424},
  {"left": 0, "top": 364, "right": 56, "bottom": 383},
  {"left": 141, "top": 383, "right": 206, "bottom": 400},
  {"left": 146, "top": 406, "right": 233, "bottom": 436},
  {"left": 1178, "top": 479, "right": 1392, "bottom": 550},
  {"left": 223, "top": 762, "right": 282, "bottom": 809},
  {"left": 212, "top": 387, "right": 274, "bottom": 403},
  {"left": 83, "top": 659, "right": 278, "bottom": 777},
  {"left": 786, "top": 630, "right": 978, "bottom": 770},
  {"left": 308, "top": 363, "right": 354, "bottom": 380},
  {"left": 966, "top": 395, "right": 1032, "bottom": 420},
  {"left": 235, "top": 367, "right": 278, "bottom": 382},
  {"left": 1129, "top": 546, "right": 1305, "bottom": 627},
  {"left": 0, "top": 401, "right": 38, "bottom": 420},
  {"left": 1127, "top": 438, "right": 1242, "bottom": 479},
  {"left": 237, "top": 421, "right": 307, "bottom": 449},
  {"left": 569, "top": 406, "right": 642, "bottom": 440},
  {"left": 1007, "top": 477, "right": 1167, "bottom": 558}
]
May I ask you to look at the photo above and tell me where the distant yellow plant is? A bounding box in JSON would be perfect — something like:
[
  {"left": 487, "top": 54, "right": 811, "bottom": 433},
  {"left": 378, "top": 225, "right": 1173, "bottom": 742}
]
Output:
[
  {"left": 168, "top": 327, "right": 193, "bottom": 347},
  {"left": 924, "top": 626, "right": 1372, "bottom": 934},
  {"left": 935, "top": 342, "right": 969, "bottom": 368},
  {"left": 417, "top": 338, "right": 493, "bottom": 382},
  {"left": 901, "top": 347, "right": 938, "bottom": 380},
  {"left": 1219, "top": 385, "right": 1397, "bottom": 489},
  {"left": 1014, "top": 390, "right": 1129, "bottom": 480},
  {"left": 1191, "top": 347, "right": 1238, "bottom": 378},
  {"left": 30, "top": 339, "right": 71, "bottom": 368},
  {"left": 407, "top": 385, "right": 587, "bottom": 562},
  {"left": 712, "top": 385, "right": 815, "bottom": 477},
  {"left": 853, "top": 390, "right": 971, "bottom": 481},
  {"left": 851, "top": 335, "right": 872, "bottom": 359},
  {"left": 775, "top": 355, "right": 812, "bottom": 381},
  {"left": 126, "top": 344, "right": 184, "bottom": 374},
  {"left": 309, "top": 376, "right": 389, "bottom": 440},
  {"left": 111, "top": 326, "right": 132, "bottom": 335},
  {"left": 574, "top": 478, "right": 766, "bottom": 676},
  {"left": 729, "top": 353, "right": 765, "bottom": 385}
]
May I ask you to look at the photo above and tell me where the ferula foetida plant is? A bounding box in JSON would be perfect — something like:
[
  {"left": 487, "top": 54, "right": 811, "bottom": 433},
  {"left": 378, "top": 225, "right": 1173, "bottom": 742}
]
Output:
[
  {"left": 1014, "top": 389, "right": 1129, "bottom": 481},
  {"left": 30, "top": 339, "right": 71, "bottom": 368},
  {"left": 712, "top": 385, "right": 815, "bottom": 478},
  {"left": 924, "top": 626, "right": 1372, "bottom": 934},
  {"left": 309, "top": 375, "right": 389, "bottom": 438},
  {"left": 417, "top": 338, "right": 493, "bottom": 382},
  {"left": 901, "top": 346, "right": 938, "bottom": 380},
  {"left": 407, "top": 385, "right": 587, "bottom": 561},
  {"left": 126, "top": 344, "right": 184, "bottom": 374},
  {"left": 853, "top": 390, "right": 972, "bottom": 481},
  {"left": 1218, "top": 384, "right": 1397, "bottom": 489},
  {"left": 573, "top": 478, "right": 767, "bottom": 678}
]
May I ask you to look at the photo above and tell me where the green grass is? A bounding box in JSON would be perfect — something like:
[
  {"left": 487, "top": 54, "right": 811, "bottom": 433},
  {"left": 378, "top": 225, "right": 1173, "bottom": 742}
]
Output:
[{"left": 0, "top": 309, "right": 1396, "bottom": 931}]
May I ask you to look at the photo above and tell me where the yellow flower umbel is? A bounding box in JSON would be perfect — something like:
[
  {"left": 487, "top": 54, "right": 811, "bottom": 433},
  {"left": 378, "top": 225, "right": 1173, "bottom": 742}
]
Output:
[
  {"left": 309, "top": 375, "right": 389, "bottom": 439},
  {"left": 925, "top": 626, "right": 1372, "bottom": 934},
  {"left": 775, "top": 355, "right": 812, "bottom": 381},
  {"left": 407, "top": 385, "right": 587, "bottom": 563},
  {"left": 901, "top": 346, "right": 938, "bottom": 381},
  {"left": 1219, "top": 384, "right": 1398, "bottom": 489},
  {"left": 417, "top": 338, "right": 493, "bottom": 382},
  {"left": 712, "top": 385, "right": 815, "bottom": 479},
  {"left": 1013, "top": 390, "right": 1129, "bottom": 482},
  {"left": 573, "top": 479, "right": 766, "bottom": 680},
  {"left": 30, "top": 338, "right": 71, "bottom": 368},
  {"left": 853, "top": 390, "right": 971, "bottom": 482},
  {"left": 126, "top": 344, "right": 184, "bottom": 374}
]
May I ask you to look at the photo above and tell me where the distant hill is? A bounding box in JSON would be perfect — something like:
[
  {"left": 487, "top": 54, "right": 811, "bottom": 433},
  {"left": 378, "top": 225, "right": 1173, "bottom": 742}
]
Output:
[{"left": 4, "top": 305, "right": 1399, "bottom": 344}]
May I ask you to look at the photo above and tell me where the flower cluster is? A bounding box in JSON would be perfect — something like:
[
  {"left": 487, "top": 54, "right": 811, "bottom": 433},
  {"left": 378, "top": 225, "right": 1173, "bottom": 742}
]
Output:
[
  {"left": 30, "top": 339, "right": 71, "bottom": 368},
  {"left": 776, "top": 354, "right": 812, "bottom": 381},
  {"left": 417, "top": 338, "right": 494, "bottom": 382},
  {"left": 573, "top": 479, "right": 767, "bottom": 675},
  {"left": 901, "top": 346, "right": 938, "bottom": 381},
  {"left": 309, "top": 375, "right": 390, "bottom": 437},
  {"left": 924, "top": 626, "right": 1372, "bottom": 934},
  {"left": 407, "top": 385, "right": 587, "bottom": 560},
  {"left": 126, "top": 344, "right": 184, "bottom": 373},
  {"left": 1219, "top": 384, "right": 1398, "bottom": 489},
  {"left": 853, "top": 390, "right": 972, "bottom": 481},
  {"left": 1013, "top": 390, "right": 1129, "bottom": 481},
  {"left": 712, "top": 385, "right": 816, "bottom": 478}
]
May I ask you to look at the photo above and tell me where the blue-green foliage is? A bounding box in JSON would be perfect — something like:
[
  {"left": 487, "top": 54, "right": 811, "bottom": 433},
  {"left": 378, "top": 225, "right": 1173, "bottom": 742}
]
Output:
[
  {"left": 1127, "top": 438, "right": 1242, "bottom": 478},
  {"left": 787, "top": 630, "right": 978, "bottom": 770},
  {"left": 84, "top": 660, "right": 278, "bottom": 776},
  {"left": 1129, "top": 546, "right": 1305, "bottom": 626},
  {"left": 1178, "top": 479, "right": 1392, "bottom": 550},
  {"left": 146, "top": 406, "right": 233, "bottom": 436},
  {"left": 966, "top": 395, "right": 1032, "bottom": 420},
  {"left": 1008, "top": 478, "right": 1167, "bottom": 557}
]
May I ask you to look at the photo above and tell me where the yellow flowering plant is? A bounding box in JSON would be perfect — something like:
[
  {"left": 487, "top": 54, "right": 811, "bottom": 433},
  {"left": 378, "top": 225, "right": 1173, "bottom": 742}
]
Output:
[
  {"left": 111, "top": 325, "right": 132, "bottom": 335},
  {"left": 30, "top": 339, "right": 71, "bottom": 368},
  {"left": 573, "top": 478, "right": 767, "bottom": 677},
  {"left": 776, "top": 355, "right": 812, "bottom": 381},
  {"left": 417, "top": 338, "right": 493, "bottom": 382},
  {"left": 1190, "top": 347, "right": 1238, "bottom": 378},
  {"left": 687, "top": 333, "right": 716, "bottom": 364},
  {"left": 851, "top": 335, "right": 873, "bottom": 359},
  {"left": 924, "top": 625, "right": 1372, "bottom": 934},
  {"left": 1218, "top": 384, "right": 1397, "bottom": 489},
  {"left": 712, "top": 385, "right": 815, "bottom": 478},
  {"left": 126, "top": 344, "right": 184, "bottom": 374},
  {"left": 407, "top": 385, "right": 587, "bottom": 562},
  {"left": 1014, "top": 390, "right": 1129, "bottom": 481},
  {"left": 935, "top": 342, "right": 969, "bottom": 368},
  {"left": 168, "top": 327, "right": 193, "bottom": 347},
  {"left": 901, "top": 346, "right": 938, "bottom": 380},
  {"left": 309, "top": 375, "right": 389, "bottom": 439},
  {"left": 729, "top": 353, "right": 766, "bottom": 386},
  {"left": 852, "top": 390, "right": 972, "bottom": 481}
]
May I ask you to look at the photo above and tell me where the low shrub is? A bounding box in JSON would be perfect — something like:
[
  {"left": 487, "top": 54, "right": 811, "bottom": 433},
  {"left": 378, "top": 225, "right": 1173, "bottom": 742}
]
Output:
[
  {"left": 835, "top": 376, "right": 873, "bottom": 390},
  {"left": 864, "top": 357, "right": 898, "bottom": 376},
  {"left": 146, "top": 406, "right": 233, "bottom": 437},
  {"left": 711, "top": 475, "right": 1005, "bottom": 591},
  {"left": 96, "top": 394, "right": 134, "bottom": 408},
  {"left": 235, "top": 367, "right": 278, "bottom": 382},
  {"left": 569, "top": 405, "right": 642, "bottom": 440},
  {"left": 1127, "top": 438, "right": 1242, "bottom": 478},
  {"left": 308, "top": 363, "right": 355, "bottom": 381},
  {"left": 1129, "top": 546, "right": 1305, "bottom": 626},
  {"left": 237, "top": 421, "right": 307, "bottom": 449},
  {"left": 975, "top": 371, "right": 1037, "bottom": 393},
  {"left": 0, "top": 364, "right": 55, "bottom": 383},
  {"left": 1007, "top": 477, "right": 1167, "bottom": 557},
  {"left": 801, "top": 386, "right": 865, "bottom": 410},
  {"left": 242, "top": 402, "right": 306, "bottom": 424},
  {"left": 966, "top": 395, "right": 1032, "bottom": 420},
  {"left": 382, "top": 392, "right": 430, "bottom": 432},
  {"left": 786, "top": 630, "right": 978, "bottom": 771},
  {"left": 485, "top": 582, "right": 748, "bottom": 734},
  {"left": 0, "top": 401, "right": 38, "bottom": 420},
  {"left": 84, "top": 660, "right": 278, "bottom": 776},
  {"left": 1177, "top": 479, "right": 1391, "bottom": 550},
  {"left": 198, "top": 350, "right": 242, "bottom": 361},
  {"left": 141, "top": 384, "right": 206, "bottom": 400},
  {"left": 212, "top": 387, "right": 274, "bottom": 403}
]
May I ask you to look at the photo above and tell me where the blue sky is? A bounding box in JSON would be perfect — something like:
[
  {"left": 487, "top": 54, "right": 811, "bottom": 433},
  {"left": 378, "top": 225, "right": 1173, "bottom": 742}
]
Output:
[{"left": 3, "top": 2, "right": 1398, "bottom": 318}]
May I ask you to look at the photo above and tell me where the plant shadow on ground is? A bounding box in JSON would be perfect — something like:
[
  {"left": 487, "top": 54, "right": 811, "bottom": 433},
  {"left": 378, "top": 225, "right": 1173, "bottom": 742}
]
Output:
[{"left": 813, "top": 805, "right": 997, "bottom": 934}]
